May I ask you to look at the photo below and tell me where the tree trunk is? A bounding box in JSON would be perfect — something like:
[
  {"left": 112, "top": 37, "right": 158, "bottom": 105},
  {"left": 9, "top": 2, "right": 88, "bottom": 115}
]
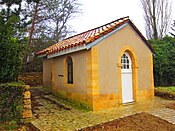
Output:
[
  {"left": 23, "top": 1, "right": 39, "bottom": 71},
  {"left": 152, "top": 0, "right": 158, "bottom": 39},
  {"left": 28, "top": 2, "right": 39, "bottom": 47}
]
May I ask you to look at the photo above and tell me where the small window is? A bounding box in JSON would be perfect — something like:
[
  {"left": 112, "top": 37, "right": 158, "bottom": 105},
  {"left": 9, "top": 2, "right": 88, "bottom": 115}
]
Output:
[
  {"left": 121, "top": 53, "right": 131, "bottom": 70},
  {"left": 67, "top": 57, "right": 73, "bottom": 84}
]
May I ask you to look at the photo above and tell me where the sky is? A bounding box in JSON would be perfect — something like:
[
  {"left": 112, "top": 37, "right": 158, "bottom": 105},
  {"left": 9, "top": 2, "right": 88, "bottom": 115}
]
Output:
[{"left": 69, "top": 0, "right": 175, "bottom": 38}]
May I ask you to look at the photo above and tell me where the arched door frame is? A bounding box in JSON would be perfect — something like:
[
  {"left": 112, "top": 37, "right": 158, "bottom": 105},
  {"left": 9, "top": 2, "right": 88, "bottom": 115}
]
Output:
[{"left": 117, "top": 46, "right": 138, "bottom": 104}]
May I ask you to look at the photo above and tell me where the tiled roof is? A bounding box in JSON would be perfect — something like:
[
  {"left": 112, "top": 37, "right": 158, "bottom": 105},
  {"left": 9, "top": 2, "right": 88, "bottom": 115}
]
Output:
[{"left": 36, "top": 16, "right": 154, "bottom": 56}]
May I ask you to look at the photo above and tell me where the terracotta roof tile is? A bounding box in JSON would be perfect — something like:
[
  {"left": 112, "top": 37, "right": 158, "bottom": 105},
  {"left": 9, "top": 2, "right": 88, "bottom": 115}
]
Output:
[{"left": 36, "top": 16, "right": 155, "bottom": 56}]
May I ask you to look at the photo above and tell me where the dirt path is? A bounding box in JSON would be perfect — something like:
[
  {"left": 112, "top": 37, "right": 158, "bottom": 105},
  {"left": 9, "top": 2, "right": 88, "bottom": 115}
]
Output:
[{"left": 80, "top": 112, "right": 175, "bottom": 131}]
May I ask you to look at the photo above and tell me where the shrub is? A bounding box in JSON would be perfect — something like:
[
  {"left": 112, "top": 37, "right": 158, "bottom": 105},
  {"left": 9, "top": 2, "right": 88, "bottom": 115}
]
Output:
[
  {"left": 149, "top": 36, "right": 175, "bottom": 86},
  {"left": 0, "top": 82, "right": 25, "bottom": 122}
]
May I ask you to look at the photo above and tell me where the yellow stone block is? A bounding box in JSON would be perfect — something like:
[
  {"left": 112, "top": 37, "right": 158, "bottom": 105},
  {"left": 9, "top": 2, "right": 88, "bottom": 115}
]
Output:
[
  {"left": 22, "top": 109, "right": 32, "bottom": 118},
  {"left": 23, "top": 99, "right": 31, "bottom": 105},
  {"left": 91, "top": 50, "right": 98, "bottom": 57},
  {"left": 24, "top": 85, "right": 30, "bottom": 91},
  {"left": 24, "top": 104, "right": 32, "bottom": 109},
  {"left": 23, "top": 91, "right": 31, "bottom": 99}
]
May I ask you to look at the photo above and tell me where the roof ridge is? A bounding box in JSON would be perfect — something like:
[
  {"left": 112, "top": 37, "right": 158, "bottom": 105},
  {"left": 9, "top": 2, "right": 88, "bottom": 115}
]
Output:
[{"left": 64, "top": 16, "right": 130, "bottom": 41}]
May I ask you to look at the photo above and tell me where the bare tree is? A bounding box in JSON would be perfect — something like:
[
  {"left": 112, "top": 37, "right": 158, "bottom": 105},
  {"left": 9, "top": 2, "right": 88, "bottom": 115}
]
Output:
[
  {"left": 22, "top": 0, "right": 81, "bottom": 71},
  {"left": 27, "top": 0, "right": 81, "bottom": 44},
  {"left": 24, "top": 0, "right": 80, "bottom": 56},
  {"left": 140, "top": 0, "right": 172, "bottom": 39},
  {"left": 170, "top": 20, "right": 175, "bottom": 37}
]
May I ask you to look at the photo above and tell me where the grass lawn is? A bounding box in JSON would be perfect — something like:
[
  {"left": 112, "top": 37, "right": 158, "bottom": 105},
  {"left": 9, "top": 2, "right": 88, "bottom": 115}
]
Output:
[
  {"left": 156, "top": 86, "right": 175, "bottom": 94},
  {"left": 155, "top": 86, "right": 175, "bottom": 99}
]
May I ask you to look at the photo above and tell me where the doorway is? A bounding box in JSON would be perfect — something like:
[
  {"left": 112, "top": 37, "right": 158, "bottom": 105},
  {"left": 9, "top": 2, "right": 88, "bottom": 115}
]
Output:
[{"left": 121, "top": 52, "right": 134, "bottom": 103}]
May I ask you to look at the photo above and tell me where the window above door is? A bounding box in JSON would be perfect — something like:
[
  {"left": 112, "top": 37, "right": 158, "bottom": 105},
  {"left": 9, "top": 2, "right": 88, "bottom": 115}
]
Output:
[{"left": 121, "top": 52, "right": 132, "bottom": 72}]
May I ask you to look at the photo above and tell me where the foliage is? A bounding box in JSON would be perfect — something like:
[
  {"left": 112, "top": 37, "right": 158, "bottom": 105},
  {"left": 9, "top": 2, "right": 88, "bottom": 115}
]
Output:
[
  {"left": 0, "top": 1, "right": 30, "bottom": 82},
  {"left": 0, "top": 0, "right": 81, "bottom": 73},
  {"left": 0, "top": 37, "right": 26, "bottom": 83},
  {"left": 140, "top": 0, "right": 172, "bottom": 39},
  {"left": 0, "top": 120, "right": 18, "bottom": 130},
  {"left": 149, "top": 36, "right": 175, "bottom": 86},
  {"left": 0, "top": 82, "right": 25, "bottom": 122},
  {"left": 22, "top": 0, "right": 81, "bottom": 71}
]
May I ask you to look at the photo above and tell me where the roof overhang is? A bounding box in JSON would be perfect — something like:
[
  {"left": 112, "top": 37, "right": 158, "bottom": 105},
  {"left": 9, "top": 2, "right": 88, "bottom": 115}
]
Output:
[
  {"left": 47, "top": 44, "right": 87, "bottom": 59},
  {"left": 37, "top": 53, "right": 47, "bottom": 58}
]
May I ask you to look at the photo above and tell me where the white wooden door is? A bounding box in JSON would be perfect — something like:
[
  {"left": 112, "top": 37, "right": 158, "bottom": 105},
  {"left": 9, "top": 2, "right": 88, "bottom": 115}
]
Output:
[{"left": 121, "top": 52, "right": 134, "bottom": 103}]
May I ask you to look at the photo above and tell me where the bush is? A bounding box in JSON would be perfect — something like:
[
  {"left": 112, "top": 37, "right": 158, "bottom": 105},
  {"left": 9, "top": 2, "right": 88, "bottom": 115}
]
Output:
[
  {"left": 0, "top": 82, "right": 25, "bottom": 122},
  {"left": 149, "top": 36, "right": 175, "bottom": 86}
]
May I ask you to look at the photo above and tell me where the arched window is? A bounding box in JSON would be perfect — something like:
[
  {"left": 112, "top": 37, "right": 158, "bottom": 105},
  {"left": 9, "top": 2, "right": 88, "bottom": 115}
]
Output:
[
  {"left": 121, "top": 52, "right": 132, "bottom": 70},
  {"left": 67, "top": 57, "right": 73, "bottom": 84}
]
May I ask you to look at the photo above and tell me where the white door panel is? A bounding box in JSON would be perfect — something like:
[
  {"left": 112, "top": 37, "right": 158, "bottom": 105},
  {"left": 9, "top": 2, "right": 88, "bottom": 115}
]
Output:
[
  {"left": 121, "top": 52, "right": 133, "bottom": 103},
  {"left": 122, "top": 72, "right": 133, "bottom": 103}
]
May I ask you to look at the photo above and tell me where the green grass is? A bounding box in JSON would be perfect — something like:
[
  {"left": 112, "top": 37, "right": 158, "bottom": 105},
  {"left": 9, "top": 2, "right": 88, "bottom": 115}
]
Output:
[
  {"left": 155, "top": 86, "right": 175, "bottom": 94},
  {"left": 55, "top": 92, "right": 92, "bottom": 112},
  {"left": 42, "top": 86, "right": 92, "bottom": 112}
]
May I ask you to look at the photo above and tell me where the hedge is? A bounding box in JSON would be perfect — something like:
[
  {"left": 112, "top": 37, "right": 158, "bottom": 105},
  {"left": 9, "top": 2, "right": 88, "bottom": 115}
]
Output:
[{"left": 0, "top": 83, "right": 25, "bottom": 122}]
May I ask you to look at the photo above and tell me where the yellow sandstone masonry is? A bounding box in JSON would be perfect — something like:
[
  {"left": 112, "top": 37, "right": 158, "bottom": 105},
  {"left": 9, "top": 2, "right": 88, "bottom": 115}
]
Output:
[
  {"left": 23, "top": 104, "right": 32, "bottom": 109},
  {"left": 25, "top": 85, "right": 30, "bottom": 90},
  {"left": 117, "top": 46, "right": 139, "bottom": 104},
  {"left": 150, "top": 54, "right": 155, "bottom": 97},
  {"left": 23, "top": 91, "right": 31, "bottom": 99},
  {"left": 22, "top": 85, "right": 32, "bottom": 118},
  {"left": 87, "top": 47, "right": 99, "bottom": 95},
  {"left": 56, "top": 90, "right": 93, "bottom": 109},
  {"left": 92, "top": 94, "right": 119, "bottom": 111},
  {"left": 22, "top": 109, "right": 32, "bottom": 118},
  {"left": 137, "top": 90, "right": 154, "bottom": 101},
  {"left": 23, "top": 99, "right": 31, "bottom": 105}
]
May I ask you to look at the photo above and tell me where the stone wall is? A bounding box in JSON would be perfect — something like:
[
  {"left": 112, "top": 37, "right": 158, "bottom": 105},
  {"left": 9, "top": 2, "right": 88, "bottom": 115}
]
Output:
[
  {"left": 0, "top": 83, "right": 33, "bottom": 121},
  {"left": 19, "top": 72, "right": 43, "bottom": 86},
  {"left": 22, "top": 85, "right": 32, "bottom": 118}
]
